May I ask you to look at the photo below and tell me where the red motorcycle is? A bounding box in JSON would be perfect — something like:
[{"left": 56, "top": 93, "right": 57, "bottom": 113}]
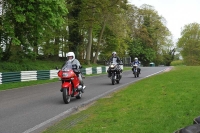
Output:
[{"left": 58, "top": 62, "right": 85, "bottom": 104}]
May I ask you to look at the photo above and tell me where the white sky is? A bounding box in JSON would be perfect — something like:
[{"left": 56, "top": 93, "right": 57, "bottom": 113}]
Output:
[{"left": 128, "top": 0, "right": 200, "bottom": 43}]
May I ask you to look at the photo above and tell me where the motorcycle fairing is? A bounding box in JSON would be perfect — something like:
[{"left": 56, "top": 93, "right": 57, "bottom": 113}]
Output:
[
  {"left": 62, "top": 82, "right": 72, "bottom": 95},
  {"left": 72, "top": 76, "right": 80, "bottom": 88}
]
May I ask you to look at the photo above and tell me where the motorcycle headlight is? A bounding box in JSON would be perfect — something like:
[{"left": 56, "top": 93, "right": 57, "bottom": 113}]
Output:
[
  {"left": 110, "top": 65, "right": 114, "bottom": 68},
  {"left": 62, "top": 73, "right": 68, "bottom": 77}
]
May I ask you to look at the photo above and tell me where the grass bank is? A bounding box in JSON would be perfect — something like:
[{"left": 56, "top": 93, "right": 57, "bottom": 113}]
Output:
[{"left": 43, "top": 66, "right": 200, "bottom": 133}]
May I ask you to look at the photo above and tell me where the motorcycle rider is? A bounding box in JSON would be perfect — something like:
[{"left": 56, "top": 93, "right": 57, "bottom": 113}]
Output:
[
  {"left": 62, "top": 52, "right": 85, "bottom": 92},
  {"left": 107, "top": 51, "right": 122, "bottom": 77},
  {"left": 131, "top": 57, "right": 141, "bottom": 74}
]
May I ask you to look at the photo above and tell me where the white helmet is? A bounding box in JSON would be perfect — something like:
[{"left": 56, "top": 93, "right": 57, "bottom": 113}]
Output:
[
  {"left": 134, "top": 57, "right": 138, "bottom": 61},
  {"left": 67, "top": 52, "right": 75, "bottom": 62},
  {"left": 112, "top": 51, "right": 117, "bottom": 55}
]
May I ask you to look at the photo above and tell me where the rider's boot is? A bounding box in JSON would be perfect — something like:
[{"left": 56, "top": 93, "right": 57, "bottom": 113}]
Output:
[
  {"left": 82, "top": 85, "right": 86, "bottom": 93},
  {"left": 81, "top": 72, "right": 85, "bottom": 79}
]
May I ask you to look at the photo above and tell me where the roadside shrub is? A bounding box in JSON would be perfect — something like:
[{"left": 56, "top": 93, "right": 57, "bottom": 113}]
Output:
[
  {"left": 0, "top": 60, "right": 64, "bottom": 72},
  {"left": 170, "top": 60, "right": 185, "bottom": 66}
]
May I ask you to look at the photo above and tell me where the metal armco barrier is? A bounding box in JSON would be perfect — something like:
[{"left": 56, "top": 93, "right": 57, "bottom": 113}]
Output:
[
  {"left": 37, "top": 70, "right": 50, "bottom": 80},
  {"left": 96, "top": 67, "right": 102, "bottom": 74},
  {"left": 102, "top": 66, "right": 107, "bottom": 73},
  {"left": 0, "top": 72, "right": 2, "bottom": 84},
  {"left": 2, "top": 72, "right": 21, "bottom": 84},
  {"left": 21, "top": 71, "right": 37, "bottom": 82},
  {"left": 50, "top": 70, "right": 59, "bottom": 79},
  {"left": 0, "top": 66, "right": 111, "bottom": 84}
]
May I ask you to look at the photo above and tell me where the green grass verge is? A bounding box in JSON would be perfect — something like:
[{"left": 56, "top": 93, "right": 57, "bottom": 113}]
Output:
[
  {"left": 42, "top": 66, "right": 200, "bottom": 133},
  {"left": 0, "top": 78, "right": 59, "bottom": 91},
  {"left": 0, "top": 67, "right": 131, "bottom": 91}
]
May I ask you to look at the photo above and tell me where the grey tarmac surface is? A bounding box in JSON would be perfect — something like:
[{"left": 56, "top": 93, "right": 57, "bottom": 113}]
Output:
[{"left": 0, "top": 67, "right": 169, "bottom": 133}]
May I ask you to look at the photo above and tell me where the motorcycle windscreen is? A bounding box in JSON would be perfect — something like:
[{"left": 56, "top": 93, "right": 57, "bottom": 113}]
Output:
[{"left": 62, "top": 61, "right": 73, "bottom": 71}]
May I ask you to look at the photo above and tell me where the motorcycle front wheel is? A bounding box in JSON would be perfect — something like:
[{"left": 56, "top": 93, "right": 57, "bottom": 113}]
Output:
[
  {"left": 134, "top": 72, "right": 137, "bottom": 78},
  {"left": 111, "top": 73, "right": 115, "bottom": 85},
  {"left": 63, "top": 88, "right": 71, "bottom": 104},
  {"left": 116, "top": 74, "right": 120, "bottom": 84}
]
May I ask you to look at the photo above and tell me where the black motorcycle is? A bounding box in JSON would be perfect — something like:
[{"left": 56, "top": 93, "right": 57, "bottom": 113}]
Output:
[{"left": 108, "top": 63, "right": 122, "bottom": 85}]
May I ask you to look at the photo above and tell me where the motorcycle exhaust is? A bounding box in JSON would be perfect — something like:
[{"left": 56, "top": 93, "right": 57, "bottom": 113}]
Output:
[{"left": 78, "top": 85, "right": 83, "bottom": 91}]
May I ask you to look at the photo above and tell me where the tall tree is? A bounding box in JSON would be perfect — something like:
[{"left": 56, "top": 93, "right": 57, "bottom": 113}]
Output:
[
  {"left": 161, "top": 37, "right": 176, "bottom": 66},
  {"left": 127, "top": 4, "right": 172, "bottom": 65},
  {"left": 1, "top": 0, "right": 68, "bottom": 61},
  {"left": 77, "top": 0, "right": 128, "bottom": 65},
  {"left": 92, "top": 0, "right": 128, "bottom": 63},
  {"left": 67, "top": 0, "right": 82, "bottom": 57},
  {"left": 177, "top": 23, "right": 200, "bottom": 65}
]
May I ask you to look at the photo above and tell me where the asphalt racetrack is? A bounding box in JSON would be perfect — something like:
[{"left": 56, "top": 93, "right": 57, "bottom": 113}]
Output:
[{"left": 0, "top": 67, "right": 169, "bottom": 133}]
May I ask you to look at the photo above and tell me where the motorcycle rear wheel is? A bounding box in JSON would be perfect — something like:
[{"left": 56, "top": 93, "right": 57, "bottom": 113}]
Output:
[{"left": 63, "top": 88, "right": 71, "bottom": 104}]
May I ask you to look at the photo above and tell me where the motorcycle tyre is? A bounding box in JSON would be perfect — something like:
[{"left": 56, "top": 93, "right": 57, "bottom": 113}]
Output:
[
  {"left": 111, "top": 73, "right": 115, "bottom": 85},
  {"left": 116, "top": 75, "right": 120, "bottom": 84},
  {"left": 63, "top": 88, "right": 71, "bottom": 104},
  {"left": 134, "top": 73, "right": 137, "bottom": 78},
  {"left": 76, "top": 91, "right": 82, "bottom": 99}
]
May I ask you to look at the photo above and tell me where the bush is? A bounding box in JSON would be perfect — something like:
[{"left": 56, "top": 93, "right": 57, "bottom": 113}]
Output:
[
  {"left": 0, "top": 59, "right": 103, "bottom": 72},
  {"left": 170, "top": 60, "right": 185, "bottom": 66},
  {"left": 0, "top": 60, "right": 64, "bottom": 72}
]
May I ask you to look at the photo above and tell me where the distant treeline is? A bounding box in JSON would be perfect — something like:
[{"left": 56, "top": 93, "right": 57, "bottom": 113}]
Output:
[{"left": 0, "top": 0, "right": 178, "bottom": 66}]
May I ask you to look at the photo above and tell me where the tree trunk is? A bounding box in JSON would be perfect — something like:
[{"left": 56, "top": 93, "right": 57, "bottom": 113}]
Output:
[
  {"left": 68, "top": 0, "right": 82, "bottom": 57},
  {"left": 33, "top": 45, "right": 38, "bottom": 60},
  {"left": 2, "top": 38, "right": 12, "bottom": 61},
  {"left": 61, "top": 37, "right": 64, "bottom": 57},
  {"left": 86, "top": 27, "right": 93, "bottom": 65},
  {"left": 93, "top": 20, "right": 106, "bottom": 63},
  {"left": 54, "top": 36, "right": 60, "bottom": 58}
]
